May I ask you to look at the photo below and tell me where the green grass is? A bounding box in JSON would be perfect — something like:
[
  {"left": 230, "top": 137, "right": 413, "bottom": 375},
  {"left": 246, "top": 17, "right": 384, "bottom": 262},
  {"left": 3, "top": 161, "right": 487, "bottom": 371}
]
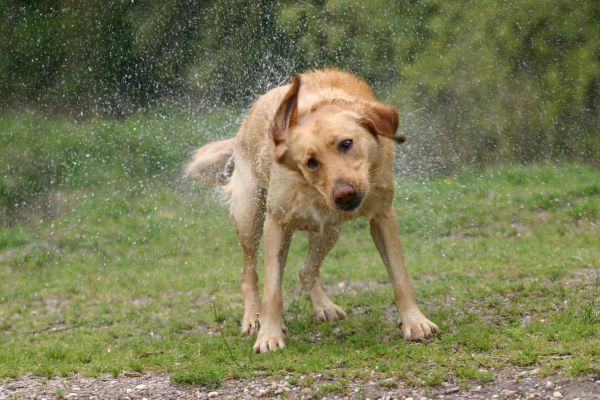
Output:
[{"left": 0, "top": 113, "right": 599, "bottom": 393}]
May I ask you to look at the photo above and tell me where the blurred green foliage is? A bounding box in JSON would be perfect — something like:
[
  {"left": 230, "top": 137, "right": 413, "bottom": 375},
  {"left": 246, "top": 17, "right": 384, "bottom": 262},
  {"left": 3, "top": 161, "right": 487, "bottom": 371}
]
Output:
[
  {"left": 1, "top": 0, "right": 599, "bottom": 169},
  {"left": 0, "top": 108, "right": 240, "bottom": 219}
]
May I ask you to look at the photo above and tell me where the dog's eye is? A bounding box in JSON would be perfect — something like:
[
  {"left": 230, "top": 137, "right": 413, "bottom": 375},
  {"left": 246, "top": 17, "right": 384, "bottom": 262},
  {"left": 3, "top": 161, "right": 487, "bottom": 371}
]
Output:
[
  {"left": 306, "top": 157, "right": 319, "bottom": 169},
  {"left": 339, "top": 139, "right": 353, "bottom": 152}
]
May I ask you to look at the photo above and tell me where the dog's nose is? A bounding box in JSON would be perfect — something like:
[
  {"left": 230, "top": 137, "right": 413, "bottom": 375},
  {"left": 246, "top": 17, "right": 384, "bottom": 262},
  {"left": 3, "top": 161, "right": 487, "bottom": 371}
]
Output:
[{"left": 332, "top": 182, "right": 362, "bottom": 211}]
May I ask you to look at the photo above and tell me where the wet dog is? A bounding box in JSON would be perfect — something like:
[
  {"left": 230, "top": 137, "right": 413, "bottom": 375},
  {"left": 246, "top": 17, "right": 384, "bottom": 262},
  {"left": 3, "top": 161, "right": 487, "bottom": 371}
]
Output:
[{"left": 186, "top": 68, "right": 439, "bottom": 353}]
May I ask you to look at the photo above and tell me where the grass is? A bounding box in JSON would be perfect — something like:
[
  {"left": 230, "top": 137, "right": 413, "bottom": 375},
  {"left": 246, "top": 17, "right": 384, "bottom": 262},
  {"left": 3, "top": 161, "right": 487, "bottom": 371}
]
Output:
[{"left": 0, "top": 112, "right": 599, "bottom": 394}]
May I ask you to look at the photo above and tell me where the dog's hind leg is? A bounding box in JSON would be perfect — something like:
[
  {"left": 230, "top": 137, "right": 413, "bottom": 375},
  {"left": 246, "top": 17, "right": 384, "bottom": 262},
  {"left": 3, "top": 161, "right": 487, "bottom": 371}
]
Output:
[
  {"left": 299, "top": 227, "right": 347, "bottom": 322},
  {"left": 229, "top": 167, "right": 266, "bottom": 335}
]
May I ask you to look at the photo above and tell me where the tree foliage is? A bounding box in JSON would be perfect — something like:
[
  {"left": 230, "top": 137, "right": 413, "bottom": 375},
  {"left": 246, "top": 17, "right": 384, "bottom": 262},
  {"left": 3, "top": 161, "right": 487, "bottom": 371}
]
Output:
[{"left": 1, "top": 0, "right": 598, "bottom": 167}]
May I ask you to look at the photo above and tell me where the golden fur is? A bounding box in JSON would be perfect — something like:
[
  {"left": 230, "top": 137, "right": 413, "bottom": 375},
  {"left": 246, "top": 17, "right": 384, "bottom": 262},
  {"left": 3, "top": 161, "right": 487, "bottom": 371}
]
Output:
[{"left": 186, "top": 68, "right": 438, "bottom": 353}]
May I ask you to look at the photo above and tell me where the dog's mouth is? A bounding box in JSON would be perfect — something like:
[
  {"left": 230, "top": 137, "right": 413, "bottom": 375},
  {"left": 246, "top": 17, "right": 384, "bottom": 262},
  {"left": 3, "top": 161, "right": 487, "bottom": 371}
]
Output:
[{"left": 334, "top": 194, "right": 363, "bottom": 211}]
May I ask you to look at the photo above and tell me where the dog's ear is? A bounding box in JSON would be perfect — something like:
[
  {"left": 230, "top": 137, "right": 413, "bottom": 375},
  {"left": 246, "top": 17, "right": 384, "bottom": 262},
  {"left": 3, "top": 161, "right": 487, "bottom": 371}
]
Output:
[
  {"left": 271, "top": 75, "right": 300, "bottom": 163},
  {"left": 359, "top": 102, "right": 405, "bottom": 144}
]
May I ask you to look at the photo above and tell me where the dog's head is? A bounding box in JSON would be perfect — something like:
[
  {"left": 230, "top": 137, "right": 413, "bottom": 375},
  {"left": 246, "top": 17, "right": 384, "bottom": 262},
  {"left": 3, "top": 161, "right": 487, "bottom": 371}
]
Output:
[{"left": 270, "top": 75, "right": 402, "bottom": 212}]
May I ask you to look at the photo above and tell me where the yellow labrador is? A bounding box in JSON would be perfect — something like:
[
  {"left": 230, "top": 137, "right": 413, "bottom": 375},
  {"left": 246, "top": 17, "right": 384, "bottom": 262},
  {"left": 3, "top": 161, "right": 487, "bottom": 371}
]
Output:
[{"left": 187, "top": 68, "right": 439, "bottom": 353}]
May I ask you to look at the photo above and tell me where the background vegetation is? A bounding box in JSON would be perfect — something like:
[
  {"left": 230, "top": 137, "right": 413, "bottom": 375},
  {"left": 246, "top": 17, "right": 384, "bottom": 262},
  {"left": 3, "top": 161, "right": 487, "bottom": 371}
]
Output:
[
  {"left": 1, "top": 1, "right": 599, "bottom": 389},
  {"left": 1, "top": 0, "right": 599, "bottom": 170}
]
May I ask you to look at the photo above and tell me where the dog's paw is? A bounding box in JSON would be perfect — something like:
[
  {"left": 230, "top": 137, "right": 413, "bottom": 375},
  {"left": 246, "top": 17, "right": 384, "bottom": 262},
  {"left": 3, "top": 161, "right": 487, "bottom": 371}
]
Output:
[
  {"left": 252, "top": 325, "right": 285, "bottom": 353},
  {"left": 314, "top": 302, "right": 347, "bottom": 322},
  {"left": 241, "top": 315, "right": 258, "bottom": 336},
  {"left": 241, "top": 309, "right": 261, "bottom": 336},
  {"left": 399, "top": 311, "right": 440, "bottom": 341}
]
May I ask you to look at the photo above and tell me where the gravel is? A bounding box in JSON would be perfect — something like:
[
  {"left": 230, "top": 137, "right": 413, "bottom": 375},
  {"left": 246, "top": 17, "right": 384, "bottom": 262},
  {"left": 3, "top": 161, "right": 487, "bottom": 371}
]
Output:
[{"left": 1, "top": 367, "right": 598, "bottom": 399}]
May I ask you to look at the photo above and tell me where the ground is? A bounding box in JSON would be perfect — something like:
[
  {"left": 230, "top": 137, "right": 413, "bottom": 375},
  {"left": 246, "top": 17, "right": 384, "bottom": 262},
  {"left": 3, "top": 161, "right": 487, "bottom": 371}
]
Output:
[
  {"left": 1, "top": 369, "right": 599, "bottom": 399},
  {"left": 1, "top": 119, "right": 599, "bottom": 400}
]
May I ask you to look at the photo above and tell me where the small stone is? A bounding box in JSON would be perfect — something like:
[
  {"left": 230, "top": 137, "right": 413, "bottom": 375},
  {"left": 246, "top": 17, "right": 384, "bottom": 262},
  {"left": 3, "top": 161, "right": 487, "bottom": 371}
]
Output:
[
  {"left": 208, "top": 391, "right": 219, "bottom": 398},
  {"left": 406, "top": 398, "right": 413, "bottom": 400},
  {"left": 65, "top": 394, "right": 77, "bottom": 399},
  {"left": 126, "top": 388, "right": 133, "bottom": 394},
  {"left": 135, "top": 384, "right": 146, "bottom": 391},
  {"left": 546, "top": 381, "right": 553, "bottom": 388},
  {"left": 552, "top": 392, "right": 563, "bottom": 398},
  {"left": 527, "top": 394, "right": 537, "bottom": 399}
]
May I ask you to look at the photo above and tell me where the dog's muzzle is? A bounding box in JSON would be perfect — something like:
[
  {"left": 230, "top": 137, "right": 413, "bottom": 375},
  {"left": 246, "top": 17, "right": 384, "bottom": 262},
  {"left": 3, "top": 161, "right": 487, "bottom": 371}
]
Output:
[{"left": 332, "top": 182, "right": 363, "bottom": 211}]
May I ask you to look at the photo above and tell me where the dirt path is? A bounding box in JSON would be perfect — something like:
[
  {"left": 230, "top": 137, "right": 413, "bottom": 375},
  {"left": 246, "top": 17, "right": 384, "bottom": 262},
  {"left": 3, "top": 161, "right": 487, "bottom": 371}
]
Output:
[{"left": 1, "top": 368, "right": 598, "bottom": 399}]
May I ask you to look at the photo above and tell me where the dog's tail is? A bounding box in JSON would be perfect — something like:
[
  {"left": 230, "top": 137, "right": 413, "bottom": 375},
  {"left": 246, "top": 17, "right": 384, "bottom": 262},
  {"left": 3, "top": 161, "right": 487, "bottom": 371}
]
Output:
[{"left": 185, "top": 138, "right": 236, "bottom": 187}]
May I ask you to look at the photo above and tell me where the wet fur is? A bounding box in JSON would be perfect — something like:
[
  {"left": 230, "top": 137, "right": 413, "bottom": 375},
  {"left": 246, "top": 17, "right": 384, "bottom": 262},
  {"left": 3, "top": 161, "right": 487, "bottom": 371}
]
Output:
[{"left": 186, "top": 68, "right": 439, "bottom": 353}]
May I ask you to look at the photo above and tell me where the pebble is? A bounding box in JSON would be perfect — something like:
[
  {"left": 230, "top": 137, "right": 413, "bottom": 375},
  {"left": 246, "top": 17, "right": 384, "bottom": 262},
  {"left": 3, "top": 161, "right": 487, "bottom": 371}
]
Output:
[
  {"left": 546, "top": 380, "right": 554, "bottom": 388},
  {"left": 135, "top": 384, "right": 147, "bottom": 391},
  {"left": 208, "top": 391, "right": 219, "bottom": 398},
  {"left": 552, "top": 392, "right": 563, "bottom": 398}
]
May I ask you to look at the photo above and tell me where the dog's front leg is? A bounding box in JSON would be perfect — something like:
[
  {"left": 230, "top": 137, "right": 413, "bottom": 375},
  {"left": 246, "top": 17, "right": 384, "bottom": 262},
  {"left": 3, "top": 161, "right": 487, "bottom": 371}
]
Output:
[
  {"left": 369, "top": 207, "right": 439, "bottom": 341},
  {"left": 253, "top": 214, "right": 293, "bottom": 353}
]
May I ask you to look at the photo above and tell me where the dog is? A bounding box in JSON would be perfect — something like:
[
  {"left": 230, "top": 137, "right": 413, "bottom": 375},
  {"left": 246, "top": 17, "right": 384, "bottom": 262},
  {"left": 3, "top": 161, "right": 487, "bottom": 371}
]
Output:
[{"left": 186, "top": 68, "right": 439, "bottom": 353}]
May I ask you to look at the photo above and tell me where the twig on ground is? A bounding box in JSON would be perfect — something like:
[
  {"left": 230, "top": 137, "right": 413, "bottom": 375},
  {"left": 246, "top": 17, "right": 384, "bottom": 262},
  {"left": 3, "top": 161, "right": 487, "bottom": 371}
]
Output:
[{"left": 211, "top": 299, "right": 246, "bottom": 371}]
